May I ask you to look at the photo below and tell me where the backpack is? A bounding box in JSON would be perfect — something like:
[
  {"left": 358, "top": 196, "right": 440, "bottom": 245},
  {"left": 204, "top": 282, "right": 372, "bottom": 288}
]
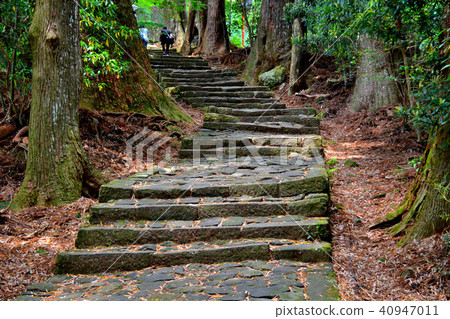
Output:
[{"left": 160, "top": 29, "right": 174, "bottom": 44}]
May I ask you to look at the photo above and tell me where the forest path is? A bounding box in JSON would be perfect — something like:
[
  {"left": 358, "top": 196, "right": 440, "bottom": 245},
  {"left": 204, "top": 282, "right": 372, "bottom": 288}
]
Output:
[{"left": 16, "top": 51, "right": 339, "bottom": 301}]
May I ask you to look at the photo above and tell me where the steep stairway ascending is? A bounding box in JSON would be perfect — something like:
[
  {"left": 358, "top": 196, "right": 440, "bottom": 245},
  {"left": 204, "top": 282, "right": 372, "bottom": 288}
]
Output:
[{"left": 54, "top": 53, "right": 335, "bottom": 298}]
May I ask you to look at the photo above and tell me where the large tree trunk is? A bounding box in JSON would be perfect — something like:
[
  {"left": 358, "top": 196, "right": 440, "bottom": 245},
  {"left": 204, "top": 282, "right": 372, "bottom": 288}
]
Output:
[
  {"left": 13, "top": 0, "right": 107, "bottom": 209},
  {"left": 80, "top": 0, "right": 190, "bottom": 122},
  {"left": 174, "top": 1, "right": 187, "bottom": 49},
  {"left": 242, "top": 0, "right": 292, "bottom": 85},
  {"left": 351, "top": 36, "right": 400, "bottom": 112},
  {"left": 289, "top": 17, "right": 310, "bottom": 94},
  {"left": 372, "top": 127, "right": 450, "bottom": 245},
  {"left": 198, "top": 0, "right": 208, "bottom": 45},
  {"left": 199, "top": 0, "right": 230, "bottom": 56},
  {"left": 371, "top": 8, "right": 450, "bottom": 245},
  {"left": 180, "top": 0, "right": 197, "bottom": 54}
]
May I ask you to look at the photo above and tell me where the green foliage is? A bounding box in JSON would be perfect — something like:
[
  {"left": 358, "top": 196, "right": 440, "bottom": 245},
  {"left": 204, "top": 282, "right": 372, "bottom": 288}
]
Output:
[
  {"left": 225, "top": 0, "right": 261, "bottom": 48},
  {"left": 0, "top": 0, "right": 34, "bottom": 124},
  {"left": 286, "top": 0, "right": 449, "bottom": 143},
  {"left": 79, "top": 0, "right": 134, "bottom": 90}
]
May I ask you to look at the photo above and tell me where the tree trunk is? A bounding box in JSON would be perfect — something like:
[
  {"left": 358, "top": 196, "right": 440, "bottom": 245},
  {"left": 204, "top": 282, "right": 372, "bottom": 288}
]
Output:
[
  {"left": 175, "top": 1, "right": 187, "bottom": 49},
  {"left": 289, "top": 17, "right": 310, "bottom": 94},
  {"left": 372, "top": 127, "right": 450, "bottom": 244},
  {"left": 351, "top": 36, "right": 400, "bottom": 112},
  {"left": 242, "top": 0, "right": 254, "bottom": 46},
  {"left": 242, "top": 0, "right": 292, "bottom": 85},
  {"left": 80, "top": 0, "right": 190, "bottom": 122},
  {"left": 198, "top": 0, "right": 208, "bottom": 45},
  {"left": 180, "top": 0, "right": 197, "bottom": 54},
  {"left": 371, "top": 7, "right": 450, "bottom": 245},
  {"left": 13, "top": 0, "right": 107, "bottom": 209},
  {"left": 199, "top": 0, "right": 229, "bottom": 56}
]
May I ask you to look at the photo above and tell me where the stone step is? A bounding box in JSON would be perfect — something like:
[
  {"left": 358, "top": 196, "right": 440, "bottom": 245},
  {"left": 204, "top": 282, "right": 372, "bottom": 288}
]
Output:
[
  {"left": 98, "top": 165, "right": 328, "bottom": 202},
  {"left": 150, "top": 59, "right": 209, "bottom": 67},
  {"left": 90, "top": 194, "right": 328, "bottom": 223},
  {"left": 184, "top": 96, "right": 278, "bottom": 105},
  {"left": 181, "top": 91, "right": 275, "bottom": 98},
  {"left": 149, "top": 56, "right": 205, "bottom": 62},
  {"left": 75, "top": 217, "right": 330, "bottom": 248},
  {"left": 55, "top": 239, "right": 331, "bottom": 274},
  {"left": 181, "top": 132, "right": 322, "bottom": 150},
  {"left": 155, "top": 69, "right": 236, "bottom": 77},
  {"left": 204, "top": 113, "right": 320, "bottom": 126},
  {"left": 163, "top": 80, "right": 246, "bottom": 88},
  {"left": 162, "top": 77, "right": 238, "bottom": 84},
  {"left": 151, "top": 64, "right": 211, "bottom": 70},
  {"left": 196, "top": 102, "right": 286, "bottom": 109},
  {"left": 203, "top": 122, "right": 320, "bottom": 135},
  {"left": 203, "top": 106, "right": 316, "bottom": 117},
  {"left": 175, "top": 85, "right": 269, "bottom": 92},
  {"left": 178, "top": 145, "right": 319, "bottom": 159}
]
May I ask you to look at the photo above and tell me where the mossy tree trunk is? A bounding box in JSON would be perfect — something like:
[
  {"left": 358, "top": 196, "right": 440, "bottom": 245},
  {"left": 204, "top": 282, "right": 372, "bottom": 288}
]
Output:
[
  {"left": 372, "top": 127, "right": 450, "bottom": 245},
  {"left": 199, "top": 0, "right": 230, "bottom": 56},
  {"left": 242, "top": 0, "right": 292, "bottom": 85},
  {"left": 81, "top": 0, "right": 190, "bottom": 122},
  {"left": 372, "top": 8, "right": 450, "bottom": 245},
  {"left": 13, "top": 0, "right": 107, "bottom": 209},
  {"left": 351, "top": 36, "right": 400, "bottom": 112},
  {"left": 289, "top": 17, "right": 310, "bottom": 94}
]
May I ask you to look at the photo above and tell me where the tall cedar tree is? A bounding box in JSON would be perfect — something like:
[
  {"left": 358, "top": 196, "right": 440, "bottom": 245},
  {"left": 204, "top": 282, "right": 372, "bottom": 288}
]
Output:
[
  {"left": 242, "top": 0, "right": 292, "bottom": 85},
  {"left": 199, "top": 0, "right": 230, "bottom": 55},
  {"left": 13, "top": 0, "right": 107, "bottom": 209}
]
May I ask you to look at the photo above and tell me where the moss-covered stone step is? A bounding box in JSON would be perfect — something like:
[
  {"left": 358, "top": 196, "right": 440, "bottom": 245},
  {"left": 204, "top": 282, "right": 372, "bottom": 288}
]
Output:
[
  {"left": 185, "top": 97, "right": 278, "bottom": 105},
  {"left": 201, "top": 106, "right": 316, "bottom": 117},
  {"left": 152, "top": 64, "right": 211, "bottom": 70},
  {"left": 204, "top": 113, "right": 320, "bottom": 127},
  {"left": 163, "top": 77, "right": 240, "bottom": 85},
  {"left": 194, "top": 102, "right": 287, "bottom": 109},
  {"left": 156, "top": 69, "right": 236, "bottom": 78},
  {"left": 203, "top": 122, "right": 320, "bottom": 135},
  {"left": 75, "top": 217, "right": 330, "bottom": 248},
  {"left": 99, "top": 164, "right": 328, "bottom": 202},
  {"left": 181, "top": 90, "right": 275, "bottom": 98},
  {"left": 175, "top": 85, "right": 269, "bottom": 92},
  {"left": 181, "top": 132, "right": 322, "bottom": 150},
  {"left": 149, "top": 58, "right": 208, "bottom": 65},
  {"left": 150, "top": 55, "right": 208, "bottom": 65},
  {"left": 162, "top": 80, "right": 246, "bottom": 87},
  {"left": 55, "top": 239, "right": 331, "bottom": 274},
  {"left": 91, "top": 194, "right": 329, "bottom": 223}
]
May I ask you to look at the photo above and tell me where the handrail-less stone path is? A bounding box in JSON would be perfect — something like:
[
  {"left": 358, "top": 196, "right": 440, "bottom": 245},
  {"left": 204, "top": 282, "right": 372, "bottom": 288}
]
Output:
[{"left": 16, "top": 51, "right": 339, "bottom": 301}]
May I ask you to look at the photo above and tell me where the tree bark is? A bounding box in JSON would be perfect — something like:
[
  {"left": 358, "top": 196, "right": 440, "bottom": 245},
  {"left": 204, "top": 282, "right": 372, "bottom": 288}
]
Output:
[
  {"left": 13, "top": 0, "right": 107, "bottom": 209},
  {"left": 289, "top": 17, "right": 310, "bottom": 94},
  {"left": 198, "top": 0, "right": 208, "bottom": 45},
  {"left": 351, "top": 36, "right": 400, "bottom": 112},
  {"left": 199, "top": 0, "right": 230, "bottom": 56},
  {"left": 80, "top": 0, "right": 190, "bottom": 122},
  {"left": 372, "top": 127, "right": 450, "bottom": 244},
  {"left": 174, "top": 0, "right": 187, "bottom": 49},
  {"left": 180, "top": 0, "right": 197, "bottom": 54},
  {"left": 242, "top": 0, "right": 292, "bottom": 85}
]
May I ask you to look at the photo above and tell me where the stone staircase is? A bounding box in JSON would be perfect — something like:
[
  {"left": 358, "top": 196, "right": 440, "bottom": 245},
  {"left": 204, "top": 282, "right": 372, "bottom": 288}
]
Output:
[{"left": 45, "top": 51, "right": 339, "bottom": 301}]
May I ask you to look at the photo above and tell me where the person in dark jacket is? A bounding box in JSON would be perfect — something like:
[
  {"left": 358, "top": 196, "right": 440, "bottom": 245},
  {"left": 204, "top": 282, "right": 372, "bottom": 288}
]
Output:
[{"left": 159, "top": 26, "right": 173, "bottom": 56}]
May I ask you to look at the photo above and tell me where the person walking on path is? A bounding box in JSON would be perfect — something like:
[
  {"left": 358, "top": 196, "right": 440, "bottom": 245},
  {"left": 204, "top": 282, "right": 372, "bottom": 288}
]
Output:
[{"left": 160, "top": 26, "right": 174, "bottom": 56}]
